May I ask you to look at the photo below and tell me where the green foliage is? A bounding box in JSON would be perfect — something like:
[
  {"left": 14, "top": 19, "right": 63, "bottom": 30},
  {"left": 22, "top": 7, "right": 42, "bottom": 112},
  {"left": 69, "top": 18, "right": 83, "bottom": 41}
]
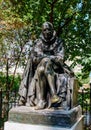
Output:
[
  {"left": 75, "top": 54, "right": 91, "bottom": 85},
  {"left": 0, "top": 0, "right": 91, "bottom": 81},
  {"left": 76, "top": 72, "right": 89, "bottom": 86},
  {"left": 8, "top": 74, "right": 21, "bottom": 91},
  {"left": 76, "top": 71, "right": 91, "bottom": 112},
  {"left": 0, "top": 72, "right": 6, "bottom": 89},
  {"left": 81, "top": 55, "right": 91, "bottom": 74},
  {"left": 0, "top": 72, "right": 21, "bottom": 91}
]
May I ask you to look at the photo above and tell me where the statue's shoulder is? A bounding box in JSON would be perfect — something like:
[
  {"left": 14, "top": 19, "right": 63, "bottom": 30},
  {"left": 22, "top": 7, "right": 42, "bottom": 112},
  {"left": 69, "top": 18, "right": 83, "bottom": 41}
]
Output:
[
  {"left": 34, "top": 38, "right": 42, "bottom": 46},
  {"left": 56, "top": 37, "right": 64, "bottom": 47},
  {"left": 34, "top": 38, "right": 42, "bottom": 44},
  {"left": 57, "top": 37, "right": 64, "bottom": 44}
]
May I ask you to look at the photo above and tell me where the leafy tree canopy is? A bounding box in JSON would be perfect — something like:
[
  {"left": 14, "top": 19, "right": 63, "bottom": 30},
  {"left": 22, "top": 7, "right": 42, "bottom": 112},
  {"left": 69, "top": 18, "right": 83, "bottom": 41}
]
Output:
[{"left": 0, "top": 0, "right": 91, "bottom": 76}]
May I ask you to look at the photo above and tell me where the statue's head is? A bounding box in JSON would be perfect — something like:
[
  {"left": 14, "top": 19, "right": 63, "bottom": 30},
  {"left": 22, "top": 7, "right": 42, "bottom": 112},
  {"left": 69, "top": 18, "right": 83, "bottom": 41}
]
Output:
[{"left": 42, "top": 22, "right": 54, "bottom": 40}]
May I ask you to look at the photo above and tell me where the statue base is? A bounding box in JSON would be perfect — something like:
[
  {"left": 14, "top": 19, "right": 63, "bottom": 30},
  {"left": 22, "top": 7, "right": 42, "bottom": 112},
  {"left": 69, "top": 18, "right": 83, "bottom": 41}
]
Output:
[
  {"left": 4, "top": 117, "right": 84, "bottom": 130},
  {"left": 4, "top": 106, "right": 84, "bottom": 130}
]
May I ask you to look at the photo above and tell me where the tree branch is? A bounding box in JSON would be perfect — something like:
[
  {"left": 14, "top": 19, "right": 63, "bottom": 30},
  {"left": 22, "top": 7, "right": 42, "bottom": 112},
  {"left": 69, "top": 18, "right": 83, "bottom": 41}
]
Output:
[
  {"left": 45, "top": 0, "right": 51, "bottom": 5},
  {"left": 48, "top": 0, "right": 58, "bottom": 23},
  {"left": 53, "top": 0, "right": 58, "bottom": 5},
  {"left": 57, "top": 12, "right": 77, "bottom": 36}
]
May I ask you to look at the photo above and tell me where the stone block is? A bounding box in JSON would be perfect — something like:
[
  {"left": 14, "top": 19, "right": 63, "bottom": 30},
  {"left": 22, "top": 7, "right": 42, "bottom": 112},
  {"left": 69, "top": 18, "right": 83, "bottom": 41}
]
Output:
[
  {"left": 8, "top": 105, "right": 82, "bottom": 128},
  {"left": 4, "top": 115, "right": 84, "bottom": 130}
]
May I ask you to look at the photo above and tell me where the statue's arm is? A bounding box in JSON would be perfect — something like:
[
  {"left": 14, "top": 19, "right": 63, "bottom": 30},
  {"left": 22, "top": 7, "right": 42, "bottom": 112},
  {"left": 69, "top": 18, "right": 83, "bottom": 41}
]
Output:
[
  {"left": 50, "top": 40, "right": 64, "bottom": 63},
  {"left": 31, "top": 40, "right": 46, "bottom": 64}
]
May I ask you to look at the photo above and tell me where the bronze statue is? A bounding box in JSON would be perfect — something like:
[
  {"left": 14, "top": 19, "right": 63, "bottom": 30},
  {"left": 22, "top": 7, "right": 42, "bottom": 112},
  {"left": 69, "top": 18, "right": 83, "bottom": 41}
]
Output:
[{"left": 19, "top": 22, "right": 74, "bottom": 109}]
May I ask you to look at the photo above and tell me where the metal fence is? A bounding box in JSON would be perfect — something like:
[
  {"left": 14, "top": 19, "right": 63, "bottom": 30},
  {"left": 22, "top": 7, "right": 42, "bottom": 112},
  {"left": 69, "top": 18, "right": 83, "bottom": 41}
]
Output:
[
  {"left": 0, "top": 89, "right": 19, "bottom": 130},
  {"left": 78, "top": 84, "right": 91, "bottom": 130},
  {"left": 0, "top": 88, "right": 91, "bottom": 130}
]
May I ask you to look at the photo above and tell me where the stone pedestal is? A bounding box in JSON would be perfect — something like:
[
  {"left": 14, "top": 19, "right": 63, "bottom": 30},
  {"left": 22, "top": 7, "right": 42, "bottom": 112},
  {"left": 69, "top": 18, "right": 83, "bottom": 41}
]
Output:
[{"left": 4, "top": 105, "right": 84, "bottom": 130}]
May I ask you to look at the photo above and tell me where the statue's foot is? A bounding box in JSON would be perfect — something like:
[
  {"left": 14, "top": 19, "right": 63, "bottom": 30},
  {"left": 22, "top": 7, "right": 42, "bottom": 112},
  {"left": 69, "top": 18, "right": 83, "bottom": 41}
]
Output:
[
  {"left": 35, "top": 100, "right": 46, "bottom": 110},
  {"left": 51, "top": 95, "right": 62, "bottom": 104},
  {"left": 26, "top": 101, "right": 35, "bottom": 107}
]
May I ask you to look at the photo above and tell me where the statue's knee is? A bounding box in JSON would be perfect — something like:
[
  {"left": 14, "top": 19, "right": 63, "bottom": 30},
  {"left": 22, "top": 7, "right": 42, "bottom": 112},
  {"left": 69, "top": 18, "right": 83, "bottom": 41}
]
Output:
[
  {"left": 37, "top": 66, "right": 45, "bottom": 76},
  {"left": 38, "top": 58, "right": 52, "bottom": 75},
  {"left": 41, "top": 58, "right": 50, "bottom": 64}
]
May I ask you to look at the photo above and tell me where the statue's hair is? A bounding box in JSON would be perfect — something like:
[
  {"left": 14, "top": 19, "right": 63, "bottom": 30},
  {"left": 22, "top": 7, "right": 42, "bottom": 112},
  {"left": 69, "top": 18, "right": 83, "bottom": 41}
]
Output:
[{"left": 42, "top": 22, "right": 53, "bottom": 30}]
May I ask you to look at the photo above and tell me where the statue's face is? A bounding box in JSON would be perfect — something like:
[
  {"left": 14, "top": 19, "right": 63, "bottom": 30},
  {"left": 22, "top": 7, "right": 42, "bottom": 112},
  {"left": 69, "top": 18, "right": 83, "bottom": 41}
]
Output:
[{"left": 42, "top": 22, "right": 53, "bottom": 40}]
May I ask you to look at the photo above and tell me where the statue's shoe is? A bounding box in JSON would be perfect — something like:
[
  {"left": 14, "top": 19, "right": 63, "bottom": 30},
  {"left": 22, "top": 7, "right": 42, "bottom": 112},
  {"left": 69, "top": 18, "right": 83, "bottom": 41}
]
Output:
[{"left": 51, "top": 95, "right": 62, "bottom": 104}]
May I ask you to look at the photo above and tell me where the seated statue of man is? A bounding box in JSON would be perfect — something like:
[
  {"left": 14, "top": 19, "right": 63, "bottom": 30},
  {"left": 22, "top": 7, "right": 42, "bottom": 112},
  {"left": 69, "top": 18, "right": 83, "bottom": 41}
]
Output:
[{"left": 19, "top": 22, "right": 74, "bottom": 109}]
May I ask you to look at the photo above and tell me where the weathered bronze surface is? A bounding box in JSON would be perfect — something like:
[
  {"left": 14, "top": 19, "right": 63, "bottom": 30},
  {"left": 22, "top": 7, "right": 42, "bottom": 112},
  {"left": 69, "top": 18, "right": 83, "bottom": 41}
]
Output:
[{"left": 18, "top": 22, "right": 77, "bottom": 110}]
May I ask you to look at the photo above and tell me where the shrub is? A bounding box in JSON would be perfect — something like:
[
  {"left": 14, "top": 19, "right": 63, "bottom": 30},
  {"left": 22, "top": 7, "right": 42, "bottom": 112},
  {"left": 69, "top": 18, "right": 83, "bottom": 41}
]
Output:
[{"left": 0, "top": 72, "right": 21, "bottom": 91}]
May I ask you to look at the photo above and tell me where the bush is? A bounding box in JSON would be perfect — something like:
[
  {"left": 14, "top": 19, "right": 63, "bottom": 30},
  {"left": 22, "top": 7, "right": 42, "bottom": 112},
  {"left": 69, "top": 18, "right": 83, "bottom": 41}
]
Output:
[
  {"left": 75, "top": 72, "right": 89, "bottom": 86},
  {"left": 0, "top": 72, "right": 21, "bottom": 91}
]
